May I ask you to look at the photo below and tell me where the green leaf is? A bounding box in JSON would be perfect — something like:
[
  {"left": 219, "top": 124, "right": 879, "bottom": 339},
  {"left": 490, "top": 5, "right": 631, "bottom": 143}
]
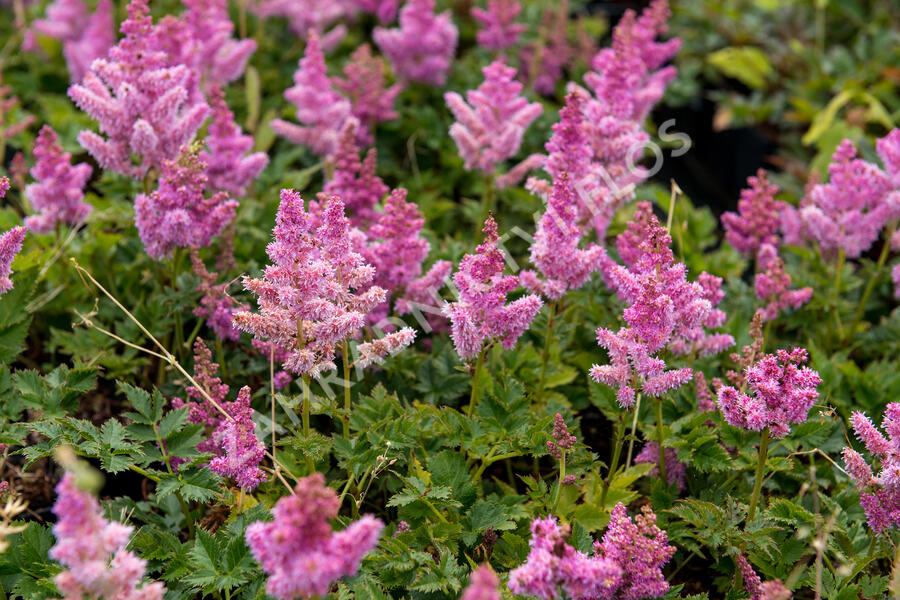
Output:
[
  {"left": 707, "top": 46, "right": 772, "bottom": 89},
  {"left": 466, "top": 500, "right": 516, "bottom": 533}
]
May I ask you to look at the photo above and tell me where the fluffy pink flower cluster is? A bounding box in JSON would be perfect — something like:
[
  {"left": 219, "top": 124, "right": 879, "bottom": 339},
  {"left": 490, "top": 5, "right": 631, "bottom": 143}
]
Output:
[
  {"left": 546, "top": 413, "right": 576, "bottom": 459},
  {"left": 508, "top": 503, "right": 674, "bottom": 600},
  {"left": 842, "top": 404, "right": 900, "bottom": 533},
  {"left": 721, "top": 169, "right": 785, "bottom": 258},
  {"left": 754, "top": 244, "right": 812, "bottom": 323},
  {"left": 245, "top": 472, "right": 384, "bottom": 600},
  {"left": 0, "top": 178, "right": 25, "bottom": 297},
  {"left": 635, "top": 442, "right": 686, "bottom": 491},
  {"left": 717, "top": 348, "right": 822, "bottom": 439},
  {"left": 30, "top": 0, "right": 114, "bottom": 83},
  {"left": 357, "top": 327, "right": 417, "bottom": 368},
  {"left": 154, "top": 0, "right": 257, "bottom": 102},
  {"left": 49, "top": 473, "right": 166, "bottom": 600},
  {"left": 364, "top": 188, "right": 452, "bottom": 323},
  {"left": 271, "top": 31, "right": 353, "bottom": 158},
  {"left": 234, "top": 191, "right": 414, "bottom": 376},
  {"left": 695, "top": 371, "right": 715, "bottom": 413},
  {"left": 208, "top": 385, "right": 267, "bottom": 490},
  {"left": 461, "top": 565, "right": 501, "bottom": 600},
  {"left": 352, "top": 0, "right": 399, "bottom": 23},
  {"left": 68, "top": 0, "right": 209, "bottom": 177},
  {"left": 516, "top": 5, "right": 571, "bottom": 96},
  {"left": 735, "top": 554, "right": 791, "bottom": 600},
  {"left": 324, "top": 123, "right": 389, "bottom": 226},
  {"left": 374, "top": 0, "right": 458, "bottom": 86},
  {"left": 250, "top": 0, "right": 348, "bottom": 50},
  {"left": 793, "top": 135, "right": 900, "bottom": 259},
  {"left": 443, "top": 215, "right": 543, "bottom": 360},
  {"left": 24, "top": 125, "right": 93, "bottom": 233},
  {"left": 134, "top": 146, "right": 237, "bottom": 260},
  {"left": 445, "top": 60, "right": 542, "bottom": 184},
  {"left": 471, "top": 0, "right": 525, "bottom": 50},
  {"left": 591, "top": 204, "right": 730, "bottom": 407},
  {"left": 334, "top": 44, "right": 403, "bottom": 147},
  {"left": 191, "top": 250, "right": 245, "bottom": 341},
  {"left": 172, "top": 338, "right": 232, "bottom": 454},
  {"left": 200, "top": 86, "right": 269, "bottom": 197}
]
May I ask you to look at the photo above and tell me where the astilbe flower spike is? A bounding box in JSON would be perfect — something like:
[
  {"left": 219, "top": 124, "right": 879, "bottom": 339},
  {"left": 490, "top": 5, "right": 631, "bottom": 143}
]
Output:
[
  {"left": 172, "top": 338, "right": 232, "bottom": 454},
  {"left": 234, "top": 191, "right": 414, "bottom": 377},
  {"left": 49, "top": 473, "right": 166, "bottom": 600},
  {"left": 334, "top": 44, "right": 403, "bottom": 146},
  {"left": 271, "top": 30, "right": 354, "bottom": 158},
  {"left": 0, "top": 229, "right": 24, "bottom": 298},
  {"left": 30, "top": 0, "right": 114, "bottom": 83},
  {"left": 191, "top": 249, "right": 246, "bottom": 341},
  {"left": 735, "top": 554, "right": 792, "bottom": 600},
  {"left": 208, "top": 385, "right": 267, "bottom": 490},
  {"left": 471, "top": 0, "right": 526, "bottom": 51},
  {"left": 135, "top": 145, "right": 237, "bottom": 260},
  {"left": 200, "top": 85, "right": 269, "bottom": 197},
  {"left": 545, "top": 413, "right": 576, "bottom": 459},
  {"left": 351, "top": 0, "right": 400, "bottom": 22},
  {"left": 460, "top": 564, "right": 501, "bottom": 600},
  {"left": 798, "top": 137, "right": 899, "bottom": 259},
  {"left": 153, "top": 0, "right": 257, "bottom": 102},
  {"left": 0, "top": 73, "right": 36, "bottom": 140},
  {"left": 24, "top": 125, "right": 93, "bottom": 233},
  {"left": 722, "top": 169, "right": 784, "bottom": 258},
  {"left": 249, "top": 0, "right": 348, "bottom": 51},
  {"left": 323, "top": 122, "right": 389, "bottom": 227},
  {"left": 754, "top": 244, "right": 813, "bottom": 323},
  {"left": 695, "top": 371, "right": 715, "bottom": 412},
  {"left": 635, "top": 442, "right": 686, "bottom": 491},
  {"left": 443, "top": 215, "right": 543, "bottom": 360},
  {"left": 717, "top": 347, "right": 822, "bottom": 439},
  {"left": 245, "top": 472, "right": 384, "bottom": 600},
  {"left": 68, "top": 0, "right": 208, "bottom": 178},
  {"left": 517, "top": 3, "right": 571, "bottom": 96},
  {"left": 374, "top": 0, "right": 458, "bottom": 86},
  {"left": 842, "top": 404, "right": 900, "bottom": 533},
  {"left": 444, "top": 60, "right": 542, "bottom": 183}
]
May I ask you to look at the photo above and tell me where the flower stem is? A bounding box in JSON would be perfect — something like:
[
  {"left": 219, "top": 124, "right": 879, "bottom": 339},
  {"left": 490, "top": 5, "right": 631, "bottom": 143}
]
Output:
[
  {"left": 552, "top": 450, "right": 566, "bottom": 512},
  {"left": 479, "top": 173, "right": 495, "bottom": 231},
  {"left": 467, "top": 349, "right": 486, "bottom": 418},
  {"left": 600, "top": 415, "right": 625, "bottom": 506},
  {"left": 849, "top": 223, "right": 895, "bottom": 338},
  {"left": 746, "top": 427, "right": 770, "bottom": 525},
  {"left": 831, "top": 248, "right": 846, "bottom": 339},
  {"left": 625, "top": 393, "right": 642, "bottom": 469},
  {"left": 302, "top": 374, "right": 314, "bottom": 473},
  {"left": 342, "top": 341, "right": 351, "bottom": 439},
  {"left": 654, "top": 398, "right": 667, "bottom": 484},
  {"left": 537, "top": 301, "right": 557, "bottom": 396},
  {"left": 269, "top": 345, "right": 276, "bottom": 471}
]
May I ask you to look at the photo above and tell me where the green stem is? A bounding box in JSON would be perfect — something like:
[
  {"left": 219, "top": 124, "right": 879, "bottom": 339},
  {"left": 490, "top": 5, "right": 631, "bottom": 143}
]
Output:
[
  {"left": 479, "top": 174, "right": 495, "bottom": 231},
  {"left": 302, "top": 374, "right": 314, "bottom": 473},
  {"left": 552, "top": 450, "right": 566, "bottom": 512},
  {"left": 654, "top": 398, "right": 667, "bottom": 484},
  {"left": 466, "top": 350, "right": 486, "bottom": 418},
  {"left": 746, "top": 428, "right": 770, "bottom": 525},
  {"left": 849, "top": 224, "right": 895, "bottom": 338},
  {"left": 600, "top": 415, "right": 626, "bottom": 506},
  {"left": 537, "top": 301, "right": 557, "bottom": 396},
  {"left": 831, "top": 247, "right": 846, "bottom": 339},
  {"left": 342, "top": 341, "right": 351, "bottom": 439},
  {"left": 625, "top": 393, "right": 642, "bottom": 469}
]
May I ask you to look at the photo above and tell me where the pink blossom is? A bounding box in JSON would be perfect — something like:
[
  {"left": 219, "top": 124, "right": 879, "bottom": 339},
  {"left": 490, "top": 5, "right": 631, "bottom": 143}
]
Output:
[
  {"left": 717, "top": 347, "right": 822, "bottom": 439},
  {"left": 134, "top": 146, "right": 237, "bottom": 260},
  {"left": 31, "top": 0, "right": 114, "bottom": 83},
  {"left": 68, "top": 0, "right": 208, "bottom": 178},
  {"left": 735, "top": 554, "right": 791, "bottom": 600},
  {"left": 200, "top": 85, "right": 269, "bottom": 197},
  {"left": 521, "top": 174, "right": 604, "bottom": 300},
  {"left": 271, "top": 30, "right": 354, "bottom": 158},
  {"left": 443, "top": 215, "right": 542, "bottom": 359},
  {"left": 0, "top": 223, "right": 25, "bottom": 297},
  {"left": 191, "top": 249, "right": 246, "bottom": 341},
  {"left": 233, "top": 191, "right": 393, "bottom": 377},
  {"left": 461, "top": 564, "right": 501, "bottom": 600},
  {"left": 635, "top": 442, "right": 686, "bottom": 491},
  {"left": 171, "top": 338, "right": 232, "bottom": 454},
  {"left": 546, "top": 413, "right": 576, "bottom": 459},
  {"left": 245, "top": 473, "right": 384, "bottom": 600},
  {"left": 517, "top": 5, "right": 571, "bottom": 96},
  {"left": 695, "top": 371, "right": 715, "bottom": 413},
  {"left": 722, "top": 169, "right": 784, "bottom": 258},
  {"left": 444, "top": 60, "right": 542, "bottom": 176},
  {"left": 208, "top": 386, "right": 267, "bottom": 490},
  {"left": 753, "top": 243, "right": 813, "bottom": 322},
  {"left": 24, "top": 125, "right": 93, "bottom": 233},
  {"left": 323, "top": 122, "right": 388, "bottom": 227},
  {"left": 0, "top": 74, "right": 35, "bottom": 139},
  {"left": 357, "top": 327, "right": 417, "bottom": 367},
  {"left": 334, "top": 44, "right": 403, "bottom": 146},
  {"left": 250, "top": 0, "right": 348, "bottom": 50},
  {"left": 49, "top": 473, "right": 166, "bottom": 600},
  {"left": 471, "top": 0, "right": 526, "bottom": 50},
  {"left": 374, "top": 0, "right": 458, "bottom": 86}
]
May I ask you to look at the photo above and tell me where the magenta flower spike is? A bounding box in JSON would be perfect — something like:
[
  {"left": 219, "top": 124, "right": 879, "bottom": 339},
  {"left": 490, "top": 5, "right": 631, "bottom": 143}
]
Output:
[
  {"left": 722, "top": 169, "right": 784, "bottom": 258},
  {"left": 49, "top": 473, "right": 166, "bottom": 600},
  {"left": 191, "top": 249, "right": 246, "bottom": 341},
  {"left": 200, "top": 85, "right": 269, "bottom": 197},
  {"left": 245, "top": 473, "right": 384, "bottom": 600},
  {"left": 843, "top": 404, "right": 900, "bottom": 533},
  {"left": 443, "top": 215, "right": 543, "bottom": 360},
  {"left": 208, "top": 385, "right": 267, "bottom": 490},
  {"left": 0, "top": 224, "right": 25, "bottom": 297},
  {"left": 271, "top": 30, "right": 354, "bottom": 158},
  {"left": 250, "top": 0, "right": 348, "bottom": 50},
  {"left": 351, "top": 0, "right": 400, "bottom": 23},
  {"left": 460, "top": 564, "right": 501, "bottom": 600},
  {"left": 134, "top": 146, "right": 237, "bottom": 260},
  {"left": 24, "top": 125, "right": 93, "bottom": 233},
  {"left": 471, "top": 0, "right": 526, "bottom": 51},
  {"left": 520, "top": 174, "right": 605, "bottom": 300},
  {"left": 635, "top": 441, "right": 686, "bottom": 491},
  {"left": 31, "top": 0, "right": 114, "bottom": 83},
  {"left": 0, "top": 74, "right": 35, "bottom": 140},
  {"left": 234, "top": 191, "right": 413, "bottom": 377},
  {"left": 516, "top": 5, "right": 571, "bottom": 96},
  {"left": 171, "top": 338, "right": 232, "bottom": 453},
  {"left": 334, "top": 44, "right": 403, "bottom": 146},
  {"left": 799, "top": 138, "right": 899, "bottom": 259},
  {"left": 323, "top": 122, "right": 389, "bottom": 227},
  {"left": 753, "top": 243, "right": 812, "bottom": 323},
  {"left": 717, "top": 347, "right": 822, "bottom": 439},
  {"left": 444, "top": 60, "right": 542, "bottom": 177},
  {"left": 373, "top": 0, "right": 458, "bottom": 86},
  {"left": 68, "top": 0, "right": 209, "bottom": 178},
  {"left": 735, "top": 554, "right": 791, "bottom": 600}
]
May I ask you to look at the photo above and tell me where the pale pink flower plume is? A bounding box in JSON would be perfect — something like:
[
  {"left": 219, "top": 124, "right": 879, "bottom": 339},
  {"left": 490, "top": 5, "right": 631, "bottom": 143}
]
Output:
[
  {"left": 323, "top": 122, "right": 388, "bottom": 227},
  {"left": 461, "top": 564, "right": 501, "bottom": 600},
  {"left": 843, "top": 404, "right": 900, "bottom": 534},
  {"left": 208, "top": 385, "right": 268, "bottom": 490},
  {"left": 374, "top": 0, "right": 458, "bottom": 86},
  {"left": 250, "top": 0, "right": 349, "bottom": 51},
  {"left": 30, "top": 0, "right": 115, "bottom": 83},
  {"left": 472, "top": 0, "right": 526, "bottom": 51},
  {"left": 25, "top": 125, "right": 93, "bottom": 233},
  {"left": 334, "top": 44, "right": 403, "bottom": 146}
]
